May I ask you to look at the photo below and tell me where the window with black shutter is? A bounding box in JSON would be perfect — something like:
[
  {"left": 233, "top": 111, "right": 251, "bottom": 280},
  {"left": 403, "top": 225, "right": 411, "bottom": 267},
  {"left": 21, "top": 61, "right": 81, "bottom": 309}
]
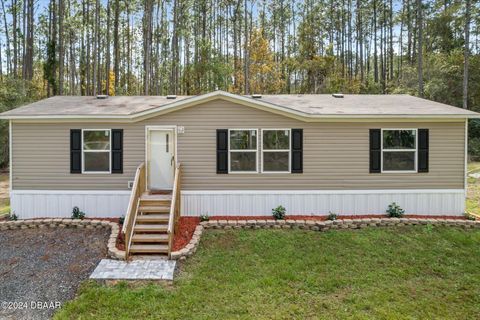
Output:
[
  {"left": 291, "top": 129, "right": 303, "bottom": 173},
  {"left": 70, "top": 129, "right": 82, "bottom": 173}
]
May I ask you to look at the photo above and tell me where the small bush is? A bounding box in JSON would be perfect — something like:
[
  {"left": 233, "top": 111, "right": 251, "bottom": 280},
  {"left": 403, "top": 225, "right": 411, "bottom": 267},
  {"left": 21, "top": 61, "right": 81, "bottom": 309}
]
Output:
[
  {"left": 327, "top": 212, "right": 337, "bottom": 221},
  {"left": 9, "top": 213, "right": 18, "bottom": 221},
  {"left": 200, "top": 214, "right": 209, "bottom": 222},
  {"left": 386, "top": 202, "right": 404, "bottom": 218},
  {"left": 118, "top": 215, "right": 125, "bottom": 225},
  {"left": 272, "top": 205, "right": 286, "bottom": 220},
  {"left": 424, "top": 224, "right": 434, "bottom": 233},
  {"left": 464, "top": 212, "right": 476, "bottom": 221},
  {"left": 71, "top": 206, "right": 86, "bottom": 220}
]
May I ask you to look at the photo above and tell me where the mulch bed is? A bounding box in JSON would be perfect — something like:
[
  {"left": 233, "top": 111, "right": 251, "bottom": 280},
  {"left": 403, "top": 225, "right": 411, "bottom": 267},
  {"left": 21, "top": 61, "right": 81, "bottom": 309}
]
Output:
[
  {"left": 208, "top": 214, "right": 468, "bottom": 221},
  {"left": 172, "top": 217, "right": 200, "bottom": 251}
]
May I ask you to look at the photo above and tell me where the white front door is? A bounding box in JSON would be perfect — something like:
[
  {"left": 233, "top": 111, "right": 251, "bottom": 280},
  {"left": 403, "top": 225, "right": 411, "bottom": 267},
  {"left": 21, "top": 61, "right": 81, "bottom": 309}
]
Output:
[{"left": 147, "top": 128, "right": 175, "bottom": 190}]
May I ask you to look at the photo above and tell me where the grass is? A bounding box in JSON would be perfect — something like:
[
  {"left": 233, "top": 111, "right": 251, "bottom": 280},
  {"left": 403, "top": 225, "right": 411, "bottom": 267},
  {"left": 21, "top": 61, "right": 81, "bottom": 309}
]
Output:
[
  {"left": 468, "top": 162, "right": 480, "bottom": 174},
  {"left": 467, "top": 162, "right": 480, "bottom": 216},
  {"left": 0, "top": 173, "right": 9, "bottom": 216},
  {"left": 55, "top": 226, "right": 480, "bottom": 319}
]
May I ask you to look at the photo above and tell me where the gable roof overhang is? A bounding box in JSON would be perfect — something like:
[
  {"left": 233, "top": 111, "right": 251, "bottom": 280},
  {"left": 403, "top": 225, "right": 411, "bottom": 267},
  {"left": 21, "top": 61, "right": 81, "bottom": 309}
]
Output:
[{"left": 1, "top": 90, "right": 479, "bottom": 123}]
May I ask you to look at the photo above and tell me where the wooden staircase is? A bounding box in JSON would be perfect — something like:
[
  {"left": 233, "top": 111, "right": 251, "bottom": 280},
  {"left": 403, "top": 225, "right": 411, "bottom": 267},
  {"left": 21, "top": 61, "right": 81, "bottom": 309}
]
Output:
[
  {"left": 129, "top": 193, "right": 172, "bottom": 256},
  {"left": 123, "top": 162, "right": 182, "bottom": 259}
]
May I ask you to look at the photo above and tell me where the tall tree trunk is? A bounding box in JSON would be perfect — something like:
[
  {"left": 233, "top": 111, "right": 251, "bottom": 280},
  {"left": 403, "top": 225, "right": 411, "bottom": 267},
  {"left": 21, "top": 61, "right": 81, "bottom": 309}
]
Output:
[
  {"left": 373, "top": 0, "right": 378, "bottom": 83},
  {"left": 243, "top": 0, "right": 249, "bottom": 94},
  {"left": 1, "top": 0, "right": 11, "bottom": 74},
  {"left": 105, "top": 0, "right": 111, "bottom": 95},
  {"left": 463, "top": 0, "right": 471, "bottom": 109},
  {"left": 24, "top": 0, "right": 33, "bottom": 80},
  {"left": 389, "top": 0, "right": 393, "bottom": 81},
  {"left": 58, "top": 0, "right": 64, "bottom": 95},
  {"left": 113, "top": 0, "right": 120, "bottom": 93},
  {"left": 12, "top": 0, "right": 17, "bottom": 77},
  {"left": 143, "top": 0, "right": 153, "bottom": 95},
  {"left": 417, "top": 0, "right": 423, "bottom": 97}
]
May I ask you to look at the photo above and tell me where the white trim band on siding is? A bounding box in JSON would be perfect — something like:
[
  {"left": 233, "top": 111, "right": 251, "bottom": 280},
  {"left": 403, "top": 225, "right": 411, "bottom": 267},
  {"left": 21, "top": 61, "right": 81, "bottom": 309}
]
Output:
[{"left": 181, "top": 189, "right": 466, "bottom": 217}]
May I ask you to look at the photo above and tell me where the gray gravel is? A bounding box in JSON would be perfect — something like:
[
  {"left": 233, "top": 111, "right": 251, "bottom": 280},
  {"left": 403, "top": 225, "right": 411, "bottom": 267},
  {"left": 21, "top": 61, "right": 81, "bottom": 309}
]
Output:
[{"left": 0, "top": 227, "right": 110, "bottom": 320}]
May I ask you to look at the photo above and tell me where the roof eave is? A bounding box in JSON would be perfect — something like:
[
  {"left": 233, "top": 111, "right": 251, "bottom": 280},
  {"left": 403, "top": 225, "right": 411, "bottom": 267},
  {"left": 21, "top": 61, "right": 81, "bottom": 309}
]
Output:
[{"left": 2, "top": 114, "right": 478, "bottom": 122}]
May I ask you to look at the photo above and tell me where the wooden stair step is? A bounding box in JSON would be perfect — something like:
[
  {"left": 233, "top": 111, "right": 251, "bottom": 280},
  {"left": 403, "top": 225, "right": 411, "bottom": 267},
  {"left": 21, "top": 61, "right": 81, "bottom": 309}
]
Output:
[
  {"left": 138, "top": 206, "right": 170, "bottom": 213},
  {"left": 140, "top": 200, "right": 171, "bottom": 207},
  {"left": 136, "top": 214, "right": 170, "bottom": 222},
  {"left": 129, "top": 244, "right": 168, "bottom": 253},
  {"left": 132, "top": 233, "right": 169, "bottom": 242},
  {"left": 140, "top": 193, "right": 172, "bottom": 201},
  {"left": 134, "top": 224, "right": 168, "bottom": 232}
]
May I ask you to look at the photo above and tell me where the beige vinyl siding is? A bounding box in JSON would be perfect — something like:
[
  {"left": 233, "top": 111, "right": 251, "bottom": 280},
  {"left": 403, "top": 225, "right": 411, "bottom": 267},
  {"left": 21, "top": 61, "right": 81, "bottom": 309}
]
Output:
[{"left": 11, "top": 100, "right": 465, "bottom": 190}]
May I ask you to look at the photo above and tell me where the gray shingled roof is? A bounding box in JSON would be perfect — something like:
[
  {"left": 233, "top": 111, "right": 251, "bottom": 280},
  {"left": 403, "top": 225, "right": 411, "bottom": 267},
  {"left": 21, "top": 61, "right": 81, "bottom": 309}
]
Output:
[
  {"left": 0, "top": 95, "right": 192, "bottom": 116},
  {"left": 0, "top": 91, "right": 478, "bottom": 118}
]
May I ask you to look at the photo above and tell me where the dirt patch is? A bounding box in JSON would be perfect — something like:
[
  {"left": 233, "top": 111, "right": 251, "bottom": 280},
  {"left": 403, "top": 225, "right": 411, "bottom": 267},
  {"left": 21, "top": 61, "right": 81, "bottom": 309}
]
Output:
[
  {"left": 172, "top": 217, "right": 199, "bottom": 251},
  {"left": 0, "top": 227, "right": 109, "bottom": 320}
]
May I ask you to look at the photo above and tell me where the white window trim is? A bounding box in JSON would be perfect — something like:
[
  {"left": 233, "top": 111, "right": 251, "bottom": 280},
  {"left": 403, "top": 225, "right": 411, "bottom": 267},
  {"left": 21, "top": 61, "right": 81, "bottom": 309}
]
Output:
[
  {"left": 261, "top": 128, "right": 291, "bottom": 173},
  {"left": 381, "top": 128, "right": 418, "bottom": 173},
  {"left": 81, "top": 129, "right": 112, "bottom": 174},
  {"left": 228, "top": 128, "right": 259, "bottom": 174}
]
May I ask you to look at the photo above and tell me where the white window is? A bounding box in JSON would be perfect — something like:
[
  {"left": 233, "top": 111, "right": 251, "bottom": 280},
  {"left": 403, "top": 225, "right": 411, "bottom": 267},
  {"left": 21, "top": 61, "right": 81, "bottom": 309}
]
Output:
[
  {"left": 229, "top": 129, "right": 258, "bottom": 173},
  {"left": 82, "top": 129, "right": 111, "bottom": 173},
  {"left": 381, "top": 129, "right": 417, "bottom": 172},
  {"left": 262, "top": 129, "right": 291, "bottom": 173}
]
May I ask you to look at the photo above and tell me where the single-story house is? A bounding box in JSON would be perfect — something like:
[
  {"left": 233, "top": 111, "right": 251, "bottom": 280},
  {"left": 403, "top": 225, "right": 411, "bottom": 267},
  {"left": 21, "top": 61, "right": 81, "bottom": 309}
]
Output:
[{"left": 1, "top": 91, "right": 478, "bottom": 221}]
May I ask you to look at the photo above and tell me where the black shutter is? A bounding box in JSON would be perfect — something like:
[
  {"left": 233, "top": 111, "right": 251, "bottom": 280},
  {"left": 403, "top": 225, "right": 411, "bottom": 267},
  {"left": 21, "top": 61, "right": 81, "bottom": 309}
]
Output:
[
  {"left": 418, "top": 129, "right": 429, "bottom": 173},
  {"left": 70, "top": 129, "right": 82, "bottom": 173},
  {"left": 369, "top": 129, "right": 381, "bottom": 173},
  {"left": 291, "top": 129, "right": 303, "bottom": 173},
  {"left": 111, "top": 129, "right": 123, "bottom": 174},
  {"left": 217, "top": 129, "right": 228, "bottom": 174}
]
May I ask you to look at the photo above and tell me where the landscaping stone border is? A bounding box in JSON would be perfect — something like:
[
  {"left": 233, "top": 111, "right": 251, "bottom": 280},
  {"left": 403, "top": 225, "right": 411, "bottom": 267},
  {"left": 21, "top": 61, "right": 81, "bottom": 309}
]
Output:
[
  {"left": 169, "top": 217, "right": 480, "bottom": 260},
  {"left": 0, "top": 219, "right": 125, "bottom": 260}
]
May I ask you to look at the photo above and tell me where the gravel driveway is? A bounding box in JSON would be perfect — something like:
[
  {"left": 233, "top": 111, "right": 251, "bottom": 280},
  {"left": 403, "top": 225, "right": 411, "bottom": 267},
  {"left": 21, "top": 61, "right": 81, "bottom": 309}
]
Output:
[{"left": 0, "top": 227, "right": 110, "bottom": 319}]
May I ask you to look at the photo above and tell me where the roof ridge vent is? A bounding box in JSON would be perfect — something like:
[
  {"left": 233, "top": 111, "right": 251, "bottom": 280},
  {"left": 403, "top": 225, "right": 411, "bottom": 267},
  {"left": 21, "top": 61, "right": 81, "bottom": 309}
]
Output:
[
  {"left": 166, "top": 95, "right": 177, "bottom": 99},
  {"left": 251, "top": 94, "right": 262, "bottom": 99},
  {"left": 96, "top": 95, "right": 108, "bottom": 99},
  {"left": 332, "top": 93, "right": 344, "bottom": 98}
]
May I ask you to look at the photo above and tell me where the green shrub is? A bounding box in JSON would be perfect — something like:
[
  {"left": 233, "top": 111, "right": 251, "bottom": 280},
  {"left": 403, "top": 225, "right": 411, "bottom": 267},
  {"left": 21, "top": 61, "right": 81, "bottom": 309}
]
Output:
[
  {"left": 272, "top": 205, "right": 286, "bottom": 220},
  {"left": 386, "top": 202, "right": 405, "bottom": 218},
  {"left": 71, "top": 206, "right": 86, "bottom": 220},
  {"left": 464, "top": 212, "right": 476, "bottom": 221},
  {"left": 200, "top": 214, "right": 209, "bottom": 222},
  {"left": 8, "top": 213, "right": 18, "bottom": 221},
  {"left": 118, "top": 215, "right": 125, "bottom": 225},
  {"left": 327, "top": 212, "right": 337, "bottom": 221}
]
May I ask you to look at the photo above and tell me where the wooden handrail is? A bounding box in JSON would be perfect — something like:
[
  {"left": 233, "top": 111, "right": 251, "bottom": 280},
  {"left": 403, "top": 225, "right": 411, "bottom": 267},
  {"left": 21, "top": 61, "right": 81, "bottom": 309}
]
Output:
[
  {"left": 123, "top": 162, "right": 146, "bottom": 258},
  {"left": 168, "top": 163, "right": 182, "bottom": 258}
]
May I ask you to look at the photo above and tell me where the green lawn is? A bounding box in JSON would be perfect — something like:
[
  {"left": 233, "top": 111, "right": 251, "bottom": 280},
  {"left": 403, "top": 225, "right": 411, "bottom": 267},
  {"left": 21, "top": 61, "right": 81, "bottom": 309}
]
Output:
[
  {"left": 0, "top": 172, "right": 9, "bottom": 215},
  {"left": 56, "top": 227, "right": 480, "bottom": 319},
  {"left": 467, "top": 162, "right": 480, "bottom": 216}
]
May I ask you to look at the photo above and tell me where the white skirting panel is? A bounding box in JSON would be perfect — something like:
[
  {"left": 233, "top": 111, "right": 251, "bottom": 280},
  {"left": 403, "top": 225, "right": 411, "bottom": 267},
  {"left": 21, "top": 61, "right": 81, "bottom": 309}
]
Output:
[
  {"left": 181, "top": 189, "right": 466, "bottom": 217},
  {"left": 10, "top": 189, "right": 466, "bottom": 219},
  {"left": 10, "top": 190, "right": 131, "bottom": 219}
]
